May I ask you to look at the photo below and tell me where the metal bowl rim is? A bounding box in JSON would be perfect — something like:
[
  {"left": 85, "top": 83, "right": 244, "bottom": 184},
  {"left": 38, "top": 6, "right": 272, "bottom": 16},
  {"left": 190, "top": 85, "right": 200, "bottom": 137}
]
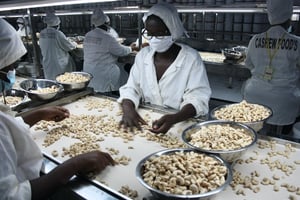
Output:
[
  {"left": 19, "top": 79, "right": 64, "bottom": 95},
  {"left": 182, "top": 120, "right": 258, "bottom": 154},
  {"left": 210, "top": 103, "right": 273, "bottom": 123},
  {"left": 136, "top": 148, "right": 233, "bottom": 199},
  {"left": 55, "top": 71, "right": 93, "bottom": 85}
]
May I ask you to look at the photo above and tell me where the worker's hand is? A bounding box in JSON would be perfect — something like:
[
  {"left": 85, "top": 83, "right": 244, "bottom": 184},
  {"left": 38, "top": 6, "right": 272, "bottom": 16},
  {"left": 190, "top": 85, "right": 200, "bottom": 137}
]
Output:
[
  {"left": 150, "top": 114, "right": 176, "bottom": 134},
  {"left": 39, "top": 106, "right": 70, "bottom": 122},
  {"left": 70, "top": 151, "right": 115, "bottom": 176},
  {"left": 119, "top": 99, "right": 147, "bottom": 132},
  {"left": 130, "top": 42, "right": 140, "bottom": 52}
]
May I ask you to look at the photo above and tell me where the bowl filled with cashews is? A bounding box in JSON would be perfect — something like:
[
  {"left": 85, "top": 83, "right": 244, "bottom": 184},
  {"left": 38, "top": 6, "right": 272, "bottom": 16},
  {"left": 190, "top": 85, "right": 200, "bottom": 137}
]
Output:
[
  {"left": 182, "top": 120, "right": 257, "bottom": 164},
  {"left": 210, "top": 100, "right": 272, "bottom": 132},
  {"left": 20, "top": 79, "right": 64, "bottom": 101},
  {"left": 0, "top": 89, "right": 27, "bottom": 109},
  {"left": 136, "top": 148, "right": 232, "bottom": 200},
  {"left": 55, "top": 71, "right": 93, "bottom": 91}
]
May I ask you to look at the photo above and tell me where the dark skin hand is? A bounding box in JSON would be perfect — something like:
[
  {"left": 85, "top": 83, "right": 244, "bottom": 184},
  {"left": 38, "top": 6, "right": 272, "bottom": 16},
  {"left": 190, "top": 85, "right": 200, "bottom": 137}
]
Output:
[
  {"left": 119, "top": 99, "right": 147, "bottom": 131},
  {"left": 151, "top": 104, "right": 196, "bottom": 134},
  {"left": 21, "top": 106, "right": 70, "bottom": 127},
  {"left": 30, "top": 150, "right": 115, "bottom": 200}
]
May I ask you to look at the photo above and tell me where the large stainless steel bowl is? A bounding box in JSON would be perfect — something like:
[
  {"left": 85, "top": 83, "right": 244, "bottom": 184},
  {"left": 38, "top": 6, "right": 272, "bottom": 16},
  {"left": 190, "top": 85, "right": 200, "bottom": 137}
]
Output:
[
  {"left": 20, "top": 79, "right": 63, "bottom": 101},
  {"left": 1, "top": 89, "right": 27, "bottom": 108},
  {"left": 136, "top": 148, "right": 232, "bottom": 200},
  {"left": 182, "top": 120, "right": 257, "bottom": 164},
  {"left": 210, "top": 102, "right": 272, "bottom": 132},
  {"left": 55, "top": 71, "right": 92, "bottom": 91}
]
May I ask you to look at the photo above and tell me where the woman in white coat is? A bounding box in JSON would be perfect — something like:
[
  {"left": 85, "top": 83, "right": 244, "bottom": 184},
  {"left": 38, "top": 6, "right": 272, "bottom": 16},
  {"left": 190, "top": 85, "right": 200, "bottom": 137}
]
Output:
[
  {"left": 0, "top": 18, "right": 115, "bottom": 199},
  {"left": 118, "top": 2, "right": 211, "bottom": 134},
  {"left": 83, "top": 8, "right": 137, "bottom": 93},
  {"left": 243, "top": 0, "right": 300, "bottom": 134},
  {"left": 39, "top": 12, "right": 77, "bottom": 80}
]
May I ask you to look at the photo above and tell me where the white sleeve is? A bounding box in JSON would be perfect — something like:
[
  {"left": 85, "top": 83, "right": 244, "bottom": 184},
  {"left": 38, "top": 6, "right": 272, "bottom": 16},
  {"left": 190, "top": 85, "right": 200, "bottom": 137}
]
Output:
[{"left": 180, "top": 52, "right": 211, "bottom": 117}]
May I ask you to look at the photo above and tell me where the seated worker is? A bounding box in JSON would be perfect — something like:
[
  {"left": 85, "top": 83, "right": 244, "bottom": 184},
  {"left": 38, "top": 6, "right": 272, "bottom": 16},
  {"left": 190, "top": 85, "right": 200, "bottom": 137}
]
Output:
[
  {"left": 39, "top": 12, "right": 77, "bottom": 80},
  {"left": 118, "top": 2, "right": 211, "bottom": 134},
  {"left": 0, "top": 18, "right": 115, "bottom": 200},
  {"left": 83, "top": 8, "right": 138, "bottom": 93}
]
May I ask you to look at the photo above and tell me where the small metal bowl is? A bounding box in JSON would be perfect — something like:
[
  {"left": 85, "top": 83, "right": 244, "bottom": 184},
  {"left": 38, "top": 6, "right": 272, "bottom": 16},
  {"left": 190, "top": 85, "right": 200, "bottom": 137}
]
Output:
[
  {"left": 55, "top": 71, "right": 93, "bottom": 91},
  {"left": 136, "top": 148, "right": 232, "bottom": 200},
  {"left": 20, "top": 79, "right": 63, "bottom": 101},
  {"left": 210, "top": 103, "right": 272, "bottom": 132},
  {"left": 222, "top": 48, "right": 242, "bottom": 60},
  {"left": 182, "top": 120, "right": 257, "bottom": 164},
  {"left": 1, "top": 89, "right": 27, "bottom": 108}
]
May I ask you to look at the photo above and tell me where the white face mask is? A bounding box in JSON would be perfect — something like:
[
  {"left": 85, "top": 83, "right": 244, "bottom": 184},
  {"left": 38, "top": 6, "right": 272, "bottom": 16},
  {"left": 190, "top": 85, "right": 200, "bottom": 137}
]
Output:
[{"left": 148, "top": 36, "right": 174, "bottom": 53}]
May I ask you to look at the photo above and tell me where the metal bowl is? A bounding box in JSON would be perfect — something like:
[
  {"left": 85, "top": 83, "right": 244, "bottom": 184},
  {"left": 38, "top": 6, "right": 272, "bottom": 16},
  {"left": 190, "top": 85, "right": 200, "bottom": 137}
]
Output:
[
  {"left": 210, "top": 103, "right": 272, "bottom": 132},
  {"left": 136, "top": 148, "right": 232, "bottom": 200},
  {"left": 20, "top": 79, "right": 63, "bottom": 101},
  {"left": 182, "top": 120, "right": 257, "bottom": 164},
  {"left": 55, "top": 71, "right": 93, "bottom": 91},
  {"left": 222, "top": 48, "right": 242, "bottom": 60},
  {"left": 1, "top": 89, "right": 27, "bottom": 108}
]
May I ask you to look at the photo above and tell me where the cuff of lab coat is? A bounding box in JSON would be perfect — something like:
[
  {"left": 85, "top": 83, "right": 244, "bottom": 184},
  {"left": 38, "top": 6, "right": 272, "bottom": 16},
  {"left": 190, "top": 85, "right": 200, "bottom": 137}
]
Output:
[{"left": 181, "top": 100, "right": 208, "bottom": 118}]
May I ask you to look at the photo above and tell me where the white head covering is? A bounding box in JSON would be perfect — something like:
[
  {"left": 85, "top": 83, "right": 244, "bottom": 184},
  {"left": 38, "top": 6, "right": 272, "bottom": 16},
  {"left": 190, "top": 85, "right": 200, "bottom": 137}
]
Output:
[
  {"left": 267, "top": 0, "right": 293, "bottom": 25},
  {"left": 44, "top": 12, "right": 61, "bottom": 26},
  {"left": 142, "top": 2, "right": 186, "bottom": 40},
  {"left": 0, "top": 19, "right": 27, "bottom": 69},
  {"left": 17, "top": 17, "right": 28, "bottom": 25},
  {"left": 91, "top": 8, "right": 106, "bottom": 27},
  {"left": 105, "top": 14, "right": 110, "bottom": 24}
]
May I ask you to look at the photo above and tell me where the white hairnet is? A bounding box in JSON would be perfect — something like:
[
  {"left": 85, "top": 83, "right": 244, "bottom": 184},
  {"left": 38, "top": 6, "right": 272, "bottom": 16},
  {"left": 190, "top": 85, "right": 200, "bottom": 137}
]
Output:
[
  {"left": 142, "top": 2, "right": 186, "bottom": 40},
  {"left": 91, "top": 8, "right": 106, "bottom": 27},
  {"left": 17, "top": 17, "right": 28, "bottom": 25},
  {"left": 105, "top": 14, "right": 110, "bottom": 24},
  {"left": 0, "top": 19, "right": 27, "bottom": 69},
  {"left": 44, "top": 12, "right": 61, "bottom": 26},
  {"left": 267, "top": 0, "right": 293, "bottom": 25}
]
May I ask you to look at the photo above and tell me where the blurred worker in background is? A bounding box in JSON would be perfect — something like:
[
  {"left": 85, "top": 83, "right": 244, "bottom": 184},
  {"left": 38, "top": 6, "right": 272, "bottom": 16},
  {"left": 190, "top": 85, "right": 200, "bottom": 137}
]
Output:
[
  {"left": 83, "top": 8, "right": 138, "bottom": 93},
  {"left": 16, "top": 17, "right": 31, "bottom": 41},
  {"left": 104, "top": 14, "right": 119, "bottom": 39},
  {"left": 0, "top": 18, "right": 115, "bottom": 200},
  {"left": 39, "top": 12, "right": 77, "bottom": 80},
  {"left": 118, "top": 2, "right": 211, "bottom": 134},
  {"left": 243, "top": 0, "right": 300, "bottom": 135}
]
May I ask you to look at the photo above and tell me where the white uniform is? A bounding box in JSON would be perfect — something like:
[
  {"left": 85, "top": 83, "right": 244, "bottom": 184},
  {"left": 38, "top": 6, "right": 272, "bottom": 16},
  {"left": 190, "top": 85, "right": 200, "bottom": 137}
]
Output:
[
  {"left": 17, "top": 25, "right": 31, "bottom": 38},
  {"left": 107, "top": 26, "right": 119, "bottom": 39},
  {"left": 39, "top": 27, "right": 76, "bottom": 80},
  {"left": 83, "top": 28, "right": 131, "bottom": 92},
  {"left": 0, "top": 111, "right": 43, "bottom": 199},
  {"left": 118, "top": 43, "right": 211, "bottom": 117},
  {"left": 244, "top": 26, "right": 300, "bottom": 125}
]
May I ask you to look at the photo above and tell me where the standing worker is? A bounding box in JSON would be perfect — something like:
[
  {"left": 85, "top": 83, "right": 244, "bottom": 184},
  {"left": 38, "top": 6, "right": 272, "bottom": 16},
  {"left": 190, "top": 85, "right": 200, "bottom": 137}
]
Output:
[
  {"left": 243, "top": 0, "right": 300, "bottom": 134},
  {"left": 118, "top": 2, "right": 211, "bottom": 134},
  {"left": 39, "top": 12, "right": 77, "bottom": 80},
  {"left": 104, "top": 14, "right": 119, "bottom": 39},
  {"left": 83, "top": 8, "right": 138, "bottom": 93},
  {"left": 0, "top": 18, "right": 115, "bottom": 200},
  {"left": 16, "top": 17, "right": 31, "bottom": 40}
]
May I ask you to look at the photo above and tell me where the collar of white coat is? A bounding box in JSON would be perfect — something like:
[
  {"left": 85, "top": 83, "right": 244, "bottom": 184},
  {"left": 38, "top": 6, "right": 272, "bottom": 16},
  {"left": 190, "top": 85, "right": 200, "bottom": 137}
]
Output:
[{"left": 144, "top": 43, "right": 186, "bottom": 73}]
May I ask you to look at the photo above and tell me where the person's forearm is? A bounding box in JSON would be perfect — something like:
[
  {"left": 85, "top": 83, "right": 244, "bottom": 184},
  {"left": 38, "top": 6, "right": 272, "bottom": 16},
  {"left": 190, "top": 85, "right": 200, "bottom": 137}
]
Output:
[
  {"left": 172, "top": 104, "right": 196, "bottom": 124},
  {"left": 21, "top": 109, "right": 44, "bottom": 127},
  {"left": 121, "top": 99, "right": 135, "bottom": 112},
  {"left": 30, "top": 159, "right": 78, "bottom": 200}
]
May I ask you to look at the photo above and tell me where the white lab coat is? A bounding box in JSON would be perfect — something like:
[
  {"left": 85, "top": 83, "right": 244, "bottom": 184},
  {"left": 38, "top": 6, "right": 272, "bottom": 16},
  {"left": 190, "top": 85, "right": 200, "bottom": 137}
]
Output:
[
  {"left": 107, "top": 26, "right": 119, "bottom": 39},
  {"left": 83, "top": 28, "right": 131, "bottom": 92},
  {"left": 0, "top": 111, "right": 43, "bottom": 199},
  {"left": 118, "top": 43, "right": 211, "bottom": 117},
  {"left": 39, "top": 27, "right": 76, "bottom": 80},
  {"left": 17, "top": 25, "right": 31, "bottom": 38},
  {"left": 243, "top": 26, "right": 300, "bottom": 125}
]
